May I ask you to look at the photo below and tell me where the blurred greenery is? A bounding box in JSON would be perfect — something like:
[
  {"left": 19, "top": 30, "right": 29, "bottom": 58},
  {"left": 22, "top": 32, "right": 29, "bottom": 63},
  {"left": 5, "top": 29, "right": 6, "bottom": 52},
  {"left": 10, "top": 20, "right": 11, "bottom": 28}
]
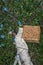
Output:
[{"left": 0, "top": 0, "right": 43, "bottom": 65}]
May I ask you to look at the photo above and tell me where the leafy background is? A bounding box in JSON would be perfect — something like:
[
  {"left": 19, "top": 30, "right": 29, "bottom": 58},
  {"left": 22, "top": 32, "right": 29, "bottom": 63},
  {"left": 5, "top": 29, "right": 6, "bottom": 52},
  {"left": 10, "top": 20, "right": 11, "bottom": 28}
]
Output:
[{"left": 0, "top": 0, "right": 43, "bottom": 65}]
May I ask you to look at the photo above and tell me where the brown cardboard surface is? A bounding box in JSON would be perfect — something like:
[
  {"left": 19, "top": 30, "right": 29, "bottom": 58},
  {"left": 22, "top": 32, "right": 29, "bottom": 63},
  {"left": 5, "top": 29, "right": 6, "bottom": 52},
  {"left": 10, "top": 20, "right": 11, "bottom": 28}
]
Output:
[{"left": 22, "top": 26, "right": 41, "bottom": 43}]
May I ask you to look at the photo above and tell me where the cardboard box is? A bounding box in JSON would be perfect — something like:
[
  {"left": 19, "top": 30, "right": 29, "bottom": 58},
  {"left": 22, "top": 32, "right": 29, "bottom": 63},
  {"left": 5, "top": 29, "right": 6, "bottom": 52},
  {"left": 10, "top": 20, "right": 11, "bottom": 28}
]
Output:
[{"left": 22, "top": 26, "right": 41, "bottom": 43}]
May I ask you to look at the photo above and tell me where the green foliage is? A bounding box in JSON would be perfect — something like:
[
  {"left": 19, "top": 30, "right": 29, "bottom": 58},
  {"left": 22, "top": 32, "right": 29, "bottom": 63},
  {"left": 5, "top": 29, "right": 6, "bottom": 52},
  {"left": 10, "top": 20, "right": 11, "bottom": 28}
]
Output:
[{"left": 0, "top": 0, "right": 43, "bottom": 65}]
